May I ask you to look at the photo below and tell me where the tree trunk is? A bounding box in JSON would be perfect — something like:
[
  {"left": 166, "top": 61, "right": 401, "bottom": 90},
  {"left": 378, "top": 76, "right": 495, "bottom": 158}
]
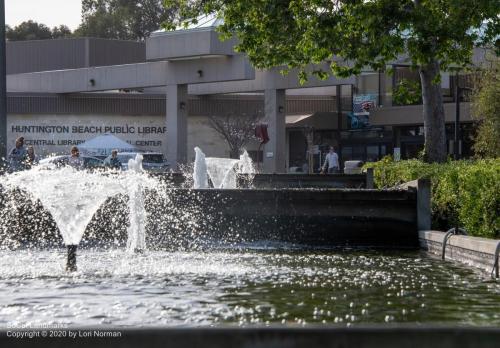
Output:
[
  {"left": 229, "top": 148, "right": 240, "bottom": 159},
  {"left": 419, "top": 60, "right": 447, "bottom": 163}
]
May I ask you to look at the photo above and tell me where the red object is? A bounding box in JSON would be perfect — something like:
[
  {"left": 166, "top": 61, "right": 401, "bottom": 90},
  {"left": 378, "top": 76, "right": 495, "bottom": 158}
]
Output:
[{"left": 255, "top": 124, "right": 269, "bottom": 144}]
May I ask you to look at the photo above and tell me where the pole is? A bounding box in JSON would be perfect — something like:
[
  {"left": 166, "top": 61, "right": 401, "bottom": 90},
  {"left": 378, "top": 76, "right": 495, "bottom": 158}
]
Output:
[
  {"left": 0, "top": 0, "right": 7, "bottom": 163},
  {"left": 66, "top": 245, "right": 78, "bottom": 272},
  {"left": 454, "top": 84, "right": 460, "bottom": 161}
]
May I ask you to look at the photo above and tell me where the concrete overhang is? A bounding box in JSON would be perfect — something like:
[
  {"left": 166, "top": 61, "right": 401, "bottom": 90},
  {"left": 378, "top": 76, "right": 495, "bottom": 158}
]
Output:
[
  {"left": 370, "top": 102, "right": 473, "bottom": 126},
  {"left": 147, "top": 28, "right": 238, "bottom": 61},
  {"left": 7, "top": 55, "right": 255, "bottom": 93},
  {"left": 188, "top": 64, "right": 355, "bottom": 95},
  {"left": 286, "top": 112, "right": 338, "bottom": 130}
]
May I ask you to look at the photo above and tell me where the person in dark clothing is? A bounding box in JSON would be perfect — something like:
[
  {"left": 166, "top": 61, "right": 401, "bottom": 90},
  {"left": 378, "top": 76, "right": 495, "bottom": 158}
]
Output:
[
  {"left": 8, "top": 137, "right": 27, "bottom": 172},
  {"left": 104, "top": 150, "right": 122, "bottom": 170},
  {"left": 25, "top": 145, "right": 39, "bottom": 169}
]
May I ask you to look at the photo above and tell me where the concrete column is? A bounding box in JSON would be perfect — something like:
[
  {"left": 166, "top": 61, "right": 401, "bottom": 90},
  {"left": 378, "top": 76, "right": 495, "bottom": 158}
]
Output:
[
  {"left": 0, "top": 0, "right": 7, "bottom": 160},
  {"left": 366, "top": 168, "right": 374, "bottom": 189},
  {"left": 166, "top": 84, "right": 188, "bottom": 170},
  {"left": 263, "top": 89, "right": 286, "bottom": 173}
]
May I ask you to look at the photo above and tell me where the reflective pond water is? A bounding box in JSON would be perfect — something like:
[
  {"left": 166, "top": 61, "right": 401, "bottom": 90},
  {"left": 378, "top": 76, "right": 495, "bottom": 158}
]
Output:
[{"left": 0, "top": 247, "right": 499, "bottom": 328}]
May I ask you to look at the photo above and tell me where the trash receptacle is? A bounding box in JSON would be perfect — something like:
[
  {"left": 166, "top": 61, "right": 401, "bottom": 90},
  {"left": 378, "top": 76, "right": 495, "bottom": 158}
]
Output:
[{"left": 344, "top": 160, "right": 364, "bottom": 174}]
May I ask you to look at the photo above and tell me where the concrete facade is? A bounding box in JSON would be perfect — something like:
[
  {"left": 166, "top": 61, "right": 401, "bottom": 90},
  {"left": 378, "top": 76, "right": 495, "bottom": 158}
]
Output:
[
  {"left": 166, "top": 84, "right": 188, "bottom": 167},
  {"left": 7, "top": 113, "right": 252, "bottom": 159},
  {"left": 4, "top": 30, "right": 480, "bottom": 170},
  {"left": 147, "top": 29, "right": 238, "bottom": 61},
  {"left": 7, "top": 55, "right": 255, "bottom": 94},
  {"left": 6, "top": 38, "right": 145, "bottom": 75},
  {"left": 263, "top": 89, "right": 286, "bottom": 173}
]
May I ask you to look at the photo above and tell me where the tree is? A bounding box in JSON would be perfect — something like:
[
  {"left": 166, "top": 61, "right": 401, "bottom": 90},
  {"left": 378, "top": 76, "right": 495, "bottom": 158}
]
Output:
[
  {"left": 208, "top": 113, "right": 262, "bottom": 159},
  {"left": 165, "top": 0, "right": 499, "bottom": 163},
  {"left": 5, "top": 22, "right": 73, "bottom": 41},
  {"left": 392, "top": 78, "right": 422, "bottom": 106},
  {"left": 75, "top": 0, "right": 176, "bottom": 41},
  {"left": 6, "top": 21, "right": 53, "bottom": 41},
  {"left": 51, "top": 25, "right": 73, "bottom": 39},
  {"left": 472, "top": 58, "right": 500, "bottom": 158}
]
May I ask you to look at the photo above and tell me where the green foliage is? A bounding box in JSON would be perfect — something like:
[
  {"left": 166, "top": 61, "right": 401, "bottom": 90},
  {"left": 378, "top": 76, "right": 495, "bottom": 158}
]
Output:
[
  {"left": 164, "top": 0, "right": 499, "bottom": 163},
  {"left": 471, "top": 58, "right": 500, "bottom": 158},
  {"left": 365, "top": 158, "right": 500, "bottom": 239},
  {"left": 392, "top": 78, "right": 422, "bottom": 106},
  {"left": 164, "top": 1, "right": 498, "bottom": 76},
  {"left": 6, "top": 21, "right": 72, "bottom": 41},
  {"left": 75, "top": 0, "right": 175, "bottom": 40}
]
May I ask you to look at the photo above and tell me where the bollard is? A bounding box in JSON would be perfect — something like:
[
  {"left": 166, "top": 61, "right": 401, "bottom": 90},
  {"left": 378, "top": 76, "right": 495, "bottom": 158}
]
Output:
[{"left": 66, "top": 245, "right": 78, "bottom": 272}]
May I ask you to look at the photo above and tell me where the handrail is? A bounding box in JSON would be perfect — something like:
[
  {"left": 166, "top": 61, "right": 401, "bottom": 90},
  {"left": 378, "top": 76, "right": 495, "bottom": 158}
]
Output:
[
  {"left": 491, "top": 241, "right": 500, "bottom": 279},
  {"left": 442, "top": 227, "right": 467, "bottom": 260}
]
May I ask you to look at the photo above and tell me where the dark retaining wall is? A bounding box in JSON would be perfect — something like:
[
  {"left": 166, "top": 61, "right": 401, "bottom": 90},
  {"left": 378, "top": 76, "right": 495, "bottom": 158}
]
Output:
[
  {"left": 0, "top": 186, "right": 421, "bottom": 249},
  {"left": 1, "top": 327, "right": 500, "bottom": 348},
  {"left": 151, "top": 172, "right": 373, "bottom": 189},
  {"left": 237, "top": 172, "right": 373, "bottom": 189},
  {"left": 150, "top": 188, "right": 419, "bottom": 248}
]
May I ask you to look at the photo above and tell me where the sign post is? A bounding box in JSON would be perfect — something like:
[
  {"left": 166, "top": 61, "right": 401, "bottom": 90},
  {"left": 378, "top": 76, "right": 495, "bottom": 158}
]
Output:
[{"left": 0, "top": 0, "right": 7, "bottom": 162}]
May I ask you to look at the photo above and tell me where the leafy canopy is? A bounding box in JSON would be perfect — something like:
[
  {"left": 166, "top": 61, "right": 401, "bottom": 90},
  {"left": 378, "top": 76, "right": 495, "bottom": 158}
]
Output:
[
  {"left": 164, "top": 0, "right": 499, "bottom": 79},
  {"left": 6, "top": 21, "right": 72, "bottom": 41},
  {"left": 76, "top": 0, "right": 176, "bottom": 40}
]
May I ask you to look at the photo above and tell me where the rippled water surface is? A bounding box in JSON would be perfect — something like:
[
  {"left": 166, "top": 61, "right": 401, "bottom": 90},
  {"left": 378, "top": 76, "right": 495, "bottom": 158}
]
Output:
[{"left": 0, "top": 248, "right": 499, "bottom": 327}]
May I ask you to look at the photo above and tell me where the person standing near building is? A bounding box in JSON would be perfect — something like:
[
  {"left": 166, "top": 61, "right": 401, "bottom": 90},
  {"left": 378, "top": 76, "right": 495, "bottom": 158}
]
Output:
[
  {"left": 8, "top": 137, "right": 27, "bottom": 172},
  {"left": 68, "top": 146, "right": 84, "bottom": 169},
  {"left": 321, "top": 146, "right": 340, "bottom": 174},
  {"left": 25, "top": 145, "right": 39, "bottom": 169},
  {"left": 104, "top": 149, "right": 122, "bottom": 170}
]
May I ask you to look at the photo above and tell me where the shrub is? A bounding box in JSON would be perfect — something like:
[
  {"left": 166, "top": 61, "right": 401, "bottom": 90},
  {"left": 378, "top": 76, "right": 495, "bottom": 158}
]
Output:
[{"left": 365, "top": 158, "right": 500, "bottom": 238}]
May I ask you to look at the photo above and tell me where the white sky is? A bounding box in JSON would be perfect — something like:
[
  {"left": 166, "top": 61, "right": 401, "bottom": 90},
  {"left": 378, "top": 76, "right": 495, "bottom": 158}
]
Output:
[{"left": 5, "top": 0, "right": 82, "bottom": 30}]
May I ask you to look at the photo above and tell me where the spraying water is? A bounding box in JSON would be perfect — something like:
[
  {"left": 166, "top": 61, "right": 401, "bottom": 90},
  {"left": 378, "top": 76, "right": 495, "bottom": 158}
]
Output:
[
  {"left": 0, "top": 155, "right": 158, "bottom": 248},
  {"left": 238, "top": 150, "right": 256, "bottom": 175},
  {"left": 126, "top": 154, "right": 146, "bottom": 252},
  {"left": 0, "top": 166, "right": 124, "bottom": 245},
  {"left": 201, "top": 149, "right": 256, "bottom": 189},
  {"left": 206, "top": 158, "right": 239, "bottom": 188},
  {"left": 193, "top": 147, "right": 209, "bottom": 189}
]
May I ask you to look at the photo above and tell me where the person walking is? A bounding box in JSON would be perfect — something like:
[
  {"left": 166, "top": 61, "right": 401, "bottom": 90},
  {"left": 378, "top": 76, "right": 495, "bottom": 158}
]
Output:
[
  {"left": 321, "top": 146, "right": 340, "bottom": 174},
  {"left": 68, "top": 146, "right": 84, "bottom": 169},
  {"left": 8, "top": 137, "right": 27, "bottom": 172},
  {"left": 104, "top": 149, "right": 122, "bottom": 170}
]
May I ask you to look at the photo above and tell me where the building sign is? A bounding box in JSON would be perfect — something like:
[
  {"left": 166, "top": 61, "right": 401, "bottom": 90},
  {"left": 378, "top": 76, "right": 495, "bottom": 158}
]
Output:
[{"left": 8, "top": 114, "right": 168, "bottom": 156}]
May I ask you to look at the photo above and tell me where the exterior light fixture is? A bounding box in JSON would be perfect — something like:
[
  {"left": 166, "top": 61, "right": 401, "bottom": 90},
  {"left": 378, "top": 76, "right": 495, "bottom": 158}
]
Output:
[
  {"left": 278, "top": 106, "right": 284, "bottom": 113},
  {"left": 89, "top": 78, "right": 96, "bottom": 87},
  {"left": 179, "top": 101, "right": 186, "bottom": 110},
  {"left": 197, "top": 70, "right": 203, "bottom": 78}
]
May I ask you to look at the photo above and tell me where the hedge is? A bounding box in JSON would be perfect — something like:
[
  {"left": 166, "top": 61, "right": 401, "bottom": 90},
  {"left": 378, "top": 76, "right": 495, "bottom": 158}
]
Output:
[{"left": 364, "top": 157, "right": 500, "bottom": 239}]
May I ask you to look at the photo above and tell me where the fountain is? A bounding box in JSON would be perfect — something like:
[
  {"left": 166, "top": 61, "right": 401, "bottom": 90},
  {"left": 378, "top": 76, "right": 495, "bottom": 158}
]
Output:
[
  {"left": 193, "top": 147, "right": 209, "bottom": 189},
  {"left": 203, "top": 150, "right": 256, "bottom": 189},
  {"left": 0, "top": 154, "right": 159, "bottom": 270},
  {"left": 125, "top": 154, "right": 147, "bottom": 253},
  {"left": 0, "top": 148, "right": 498, "bottom": 337}
]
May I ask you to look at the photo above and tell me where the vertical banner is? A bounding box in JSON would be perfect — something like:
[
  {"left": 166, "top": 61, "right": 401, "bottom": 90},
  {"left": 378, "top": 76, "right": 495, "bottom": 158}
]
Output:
[{"left": 351, "top": 94, "right": 377, "bottom": 129}]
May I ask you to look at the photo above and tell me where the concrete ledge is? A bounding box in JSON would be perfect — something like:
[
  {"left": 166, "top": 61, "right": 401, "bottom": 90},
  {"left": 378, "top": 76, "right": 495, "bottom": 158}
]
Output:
[
  {"left": 1, "top": 327, "right": 500, "bottom": 348},
  {"left": 419, "top": 230, "right": 500, "bottom": 275},
  {"left": 237, "top": 173, "right": 370, "bottom": 189}
]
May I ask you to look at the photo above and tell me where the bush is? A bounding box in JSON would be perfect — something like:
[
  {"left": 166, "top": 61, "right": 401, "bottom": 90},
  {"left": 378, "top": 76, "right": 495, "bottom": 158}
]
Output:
[
  {"left": 471, "top": 58, "right": 500, "bottom": 158},
  {"left": 365, "top": 157, "right": 500, "bottom": 239}
]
